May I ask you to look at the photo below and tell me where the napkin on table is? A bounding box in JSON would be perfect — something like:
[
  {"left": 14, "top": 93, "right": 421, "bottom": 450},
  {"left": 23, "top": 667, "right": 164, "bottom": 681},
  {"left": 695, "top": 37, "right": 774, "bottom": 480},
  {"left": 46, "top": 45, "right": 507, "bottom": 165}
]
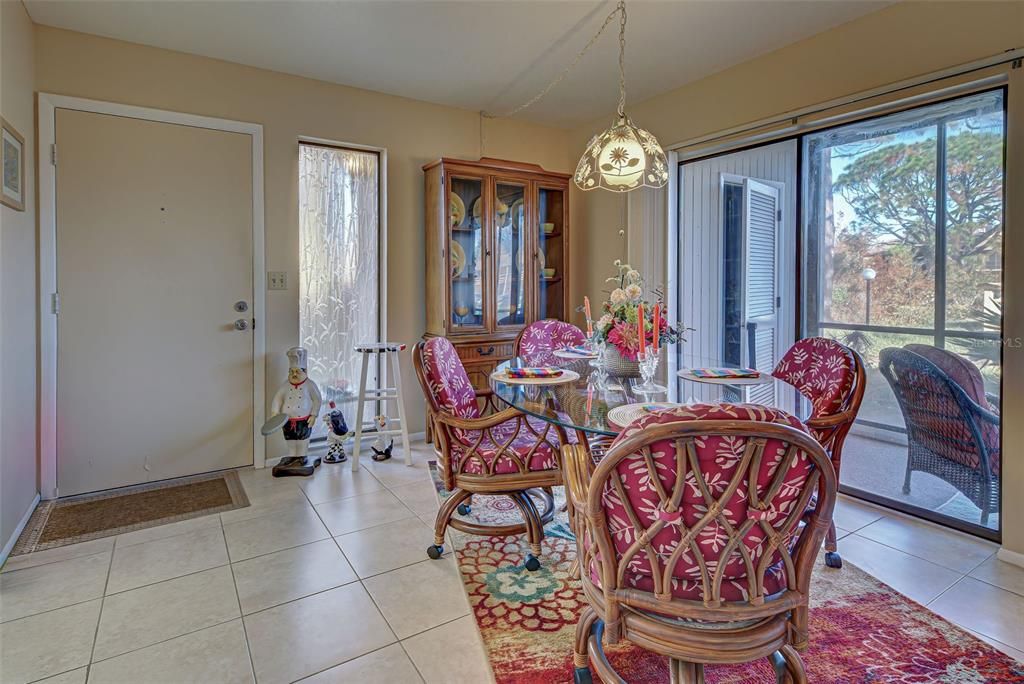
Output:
[
  {"left": 691, "top": 367, "right": 761, "bottom": 379},
  {"left": 506, "top": 367, "right": 564, "bottom": 379}
]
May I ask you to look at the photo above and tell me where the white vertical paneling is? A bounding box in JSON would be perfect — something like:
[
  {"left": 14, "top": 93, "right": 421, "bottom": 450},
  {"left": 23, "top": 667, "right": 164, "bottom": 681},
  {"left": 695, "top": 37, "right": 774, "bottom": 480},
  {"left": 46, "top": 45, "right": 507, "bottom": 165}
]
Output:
[{"left": 677, "top": 140, "right": 797, "bottom": 402}]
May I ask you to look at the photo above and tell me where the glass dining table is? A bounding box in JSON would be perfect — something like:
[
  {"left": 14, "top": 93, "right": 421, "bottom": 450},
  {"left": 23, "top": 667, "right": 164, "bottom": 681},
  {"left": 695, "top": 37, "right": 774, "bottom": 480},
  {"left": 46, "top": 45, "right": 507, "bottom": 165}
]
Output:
[{"left": 489, "top": 354, "right": 812, "bottom": 439}]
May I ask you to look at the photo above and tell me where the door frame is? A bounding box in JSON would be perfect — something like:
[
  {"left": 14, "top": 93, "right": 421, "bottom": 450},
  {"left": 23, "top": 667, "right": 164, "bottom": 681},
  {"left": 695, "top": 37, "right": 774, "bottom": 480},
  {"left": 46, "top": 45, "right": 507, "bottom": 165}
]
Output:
[{"left": 37, "top": 93, "right": 267, "bottom": 499}]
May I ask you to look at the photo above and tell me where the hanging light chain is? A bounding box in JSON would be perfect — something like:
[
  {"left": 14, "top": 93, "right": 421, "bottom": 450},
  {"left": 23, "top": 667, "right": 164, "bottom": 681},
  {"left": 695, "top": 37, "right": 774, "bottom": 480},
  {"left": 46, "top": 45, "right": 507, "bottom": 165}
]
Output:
[
  {"left": 482, "top": 0, "right": 628, "bottom": 120},
  {"left": 616, "top": 0, "right": 627, "bottom": 119}
]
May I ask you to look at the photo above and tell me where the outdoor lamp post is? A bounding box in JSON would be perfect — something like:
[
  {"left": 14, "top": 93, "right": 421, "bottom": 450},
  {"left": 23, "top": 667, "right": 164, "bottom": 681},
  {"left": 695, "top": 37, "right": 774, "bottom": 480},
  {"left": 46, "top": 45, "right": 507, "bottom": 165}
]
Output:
[{"left": 862, "top": 267, "right": 877, "bottom": 325}]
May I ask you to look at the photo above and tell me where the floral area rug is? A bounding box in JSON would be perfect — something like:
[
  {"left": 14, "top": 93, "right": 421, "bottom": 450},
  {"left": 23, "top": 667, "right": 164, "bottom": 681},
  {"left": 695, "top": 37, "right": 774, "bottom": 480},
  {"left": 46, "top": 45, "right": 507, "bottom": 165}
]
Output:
[{"left": 427, "top": 462, "right": 1024, "bottom": 683}]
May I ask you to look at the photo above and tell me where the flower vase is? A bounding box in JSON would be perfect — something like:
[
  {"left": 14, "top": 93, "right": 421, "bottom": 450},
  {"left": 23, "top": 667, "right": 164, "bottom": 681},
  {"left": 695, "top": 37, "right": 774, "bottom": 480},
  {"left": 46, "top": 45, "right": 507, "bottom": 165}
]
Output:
[{"left": 602, "top": 345, "right": 641, "bottom": 378}]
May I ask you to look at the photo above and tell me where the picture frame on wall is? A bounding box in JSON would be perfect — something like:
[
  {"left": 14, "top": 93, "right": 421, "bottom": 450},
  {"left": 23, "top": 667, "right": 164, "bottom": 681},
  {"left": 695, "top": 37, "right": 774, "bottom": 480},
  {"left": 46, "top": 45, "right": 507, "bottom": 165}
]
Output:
[{"left": 2, "top": 117, "right": 26, "bottom": 212}]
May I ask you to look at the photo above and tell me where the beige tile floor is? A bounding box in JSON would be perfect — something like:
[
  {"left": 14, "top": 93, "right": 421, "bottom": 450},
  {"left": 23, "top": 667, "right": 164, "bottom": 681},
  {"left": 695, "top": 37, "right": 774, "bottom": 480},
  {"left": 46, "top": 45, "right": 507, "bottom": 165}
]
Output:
[{"left": 1, "top": 441, "right": 1022, "bottom": 683}]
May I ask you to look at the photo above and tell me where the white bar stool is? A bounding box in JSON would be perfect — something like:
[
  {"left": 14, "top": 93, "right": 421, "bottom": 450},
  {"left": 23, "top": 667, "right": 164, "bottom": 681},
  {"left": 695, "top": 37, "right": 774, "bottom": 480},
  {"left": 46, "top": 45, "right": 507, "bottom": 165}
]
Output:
[{"left": 351, "top": 342, "right": 412, "bottom": 471}]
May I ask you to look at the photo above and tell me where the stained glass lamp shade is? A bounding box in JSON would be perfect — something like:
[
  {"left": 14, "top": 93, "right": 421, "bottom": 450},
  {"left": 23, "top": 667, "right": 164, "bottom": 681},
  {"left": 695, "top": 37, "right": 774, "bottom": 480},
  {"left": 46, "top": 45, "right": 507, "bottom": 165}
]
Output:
[{"left": 575, "top": 115, "right": 668, "bottom": 192}]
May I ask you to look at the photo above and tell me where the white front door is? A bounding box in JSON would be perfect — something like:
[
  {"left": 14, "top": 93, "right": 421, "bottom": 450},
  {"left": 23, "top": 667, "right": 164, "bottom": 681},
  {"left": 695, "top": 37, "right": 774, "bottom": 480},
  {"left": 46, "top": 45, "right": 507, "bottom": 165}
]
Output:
[{"left": 55, "top": 108, "right": 255, "bottom": 496}]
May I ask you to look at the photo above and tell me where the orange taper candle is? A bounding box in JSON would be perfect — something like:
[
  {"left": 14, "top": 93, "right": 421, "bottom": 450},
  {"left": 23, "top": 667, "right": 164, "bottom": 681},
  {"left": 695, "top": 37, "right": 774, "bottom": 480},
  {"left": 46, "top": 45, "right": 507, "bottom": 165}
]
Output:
[
  {"left": 652, "top": 302, "right": 661, "bottom": 352},
  {"left": 637, "top": 303, "right": 646, "bottom": 356}
]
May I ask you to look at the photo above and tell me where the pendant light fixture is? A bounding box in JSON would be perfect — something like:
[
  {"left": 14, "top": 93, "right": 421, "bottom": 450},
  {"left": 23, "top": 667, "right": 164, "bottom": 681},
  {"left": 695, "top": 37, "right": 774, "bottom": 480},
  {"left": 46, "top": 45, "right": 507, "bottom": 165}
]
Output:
[
  {"left": 574, "top": 1, "right": 668, "bottom": 192},
  {"left": 482, "top": 0, "right": 667, "bottom": 193}
]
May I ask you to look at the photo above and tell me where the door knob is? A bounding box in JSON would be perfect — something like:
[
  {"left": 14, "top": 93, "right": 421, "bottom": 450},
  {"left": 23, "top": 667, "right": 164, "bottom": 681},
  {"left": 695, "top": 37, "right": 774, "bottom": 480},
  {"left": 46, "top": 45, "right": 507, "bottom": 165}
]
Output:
[{"left": 234, "top": 319, "right": 250, "bottom": 331}]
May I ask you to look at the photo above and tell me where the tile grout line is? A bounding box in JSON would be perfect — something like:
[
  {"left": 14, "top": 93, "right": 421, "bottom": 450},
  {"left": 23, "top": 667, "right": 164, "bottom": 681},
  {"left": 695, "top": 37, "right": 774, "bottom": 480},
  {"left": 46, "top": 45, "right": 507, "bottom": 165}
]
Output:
[
  {"left": 222, "top": 520, "right": 258, "bottom": 683},
  {"left": 85, "top": 533, "right": 119, "bottom": 677},
  {"left": 289, "top": 641, "right": 419, "bottom": 684},
  {"left": 0, "top": 548, "right": 113, "bottom": 588},
  {"left": 1, "top": 544, "right": 116, "bottom": 575},
  {"left": 86, "top": 616, "right": 244, "bottom": 668},
  {"left": 397, "top": 640, "right": 430, "bottom": 684},
  {"left": 845, "top": 529, "right": 996, "bottom": 575}
]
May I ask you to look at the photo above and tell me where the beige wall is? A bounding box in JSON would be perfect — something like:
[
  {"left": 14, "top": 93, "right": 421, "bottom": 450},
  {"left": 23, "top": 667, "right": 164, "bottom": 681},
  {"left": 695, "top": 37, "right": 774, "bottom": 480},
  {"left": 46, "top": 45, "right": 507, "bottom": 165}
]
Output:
[
  {"left": 1, "top": 0, "right": 40, "bottom": 548},
  {"left": 1002, "top": 66, "right": 1024, "bottom": 559},
  {"left": 33, "top": 25, "right": 575, "bottom": 461},
  {"left": 572, "top": 1, "right": 1024, "bottom": 553}
]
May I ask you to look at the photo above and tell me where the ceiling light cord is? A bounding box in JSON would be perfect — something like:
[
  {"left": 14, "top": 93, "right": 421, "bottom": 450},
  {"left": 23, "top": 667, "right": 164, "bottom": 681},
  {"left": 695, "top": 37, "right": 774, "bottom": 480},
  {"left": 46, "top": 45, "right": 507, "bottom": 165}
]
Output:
[
  {"left": 616, "top": 0, "right": 627, "bottom": 120},
  {"left": 481, "top": 0, "right": 627, "bottom": 120}
]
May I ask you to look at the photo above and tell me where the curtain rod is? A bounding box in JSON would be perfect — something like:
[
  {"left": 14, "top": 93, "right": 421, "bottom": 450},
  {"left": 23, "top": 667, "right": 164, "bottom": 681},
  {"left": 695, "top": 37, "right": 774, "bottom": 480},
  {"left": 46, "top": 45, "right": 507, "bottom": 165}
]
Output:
[{"left": 668, "top": 47, "right": 1024, "bottom": 154}]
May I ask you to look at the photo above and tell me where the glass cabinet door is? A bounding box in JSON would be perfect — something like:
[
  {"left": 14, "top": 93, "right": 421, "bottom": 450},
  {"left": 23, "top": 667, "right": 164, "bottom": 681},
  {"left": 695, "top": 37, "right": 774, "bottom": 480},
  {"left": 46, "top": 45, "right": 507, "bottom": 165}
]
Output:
[
  {"left": 448, "top": 174, "right": 486, "bottom": 331},
  {"left": 537, "top": 185, "right": 565, "bottom": 320},
  {"left": 493, "top": 181, "right": 527, "bottom": 328}
]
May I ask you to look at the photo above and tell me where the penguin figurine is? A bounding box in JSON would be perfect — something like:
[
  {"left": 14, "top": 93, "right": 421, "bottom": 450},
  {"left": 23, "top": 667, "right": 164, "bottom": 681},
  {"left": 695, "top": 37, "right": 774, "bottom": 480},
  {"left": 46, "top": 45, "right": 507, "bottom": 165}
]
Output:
[
  {"left": 371, "top": 414, "right": 393, "bottom": 462},
  {"left": 323, "top": 401, "right": 349, "bottom": 464}
]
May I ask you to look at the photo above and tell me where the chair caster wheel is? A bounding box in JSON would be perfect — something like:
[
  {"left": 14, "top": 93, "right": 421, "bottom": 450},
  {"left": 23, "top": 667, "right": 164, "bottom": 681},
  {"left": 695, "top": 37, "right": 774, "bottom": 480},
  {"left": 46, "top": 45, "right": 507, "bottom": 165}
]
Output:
[
  {"left": 573, "top": 667, "right": 593, "bottom": 684},
  {"left": 426, "top": 544, "right": 444, "bottom": 560},
  {"left": 825, "top": 551, "right": 842, "bottom": 569},
  {"left": 524, "top": 554, "right": 541, "bottom": 572},
  {"left": 457, "top": 503, "right": 472, "bottom": 516}
]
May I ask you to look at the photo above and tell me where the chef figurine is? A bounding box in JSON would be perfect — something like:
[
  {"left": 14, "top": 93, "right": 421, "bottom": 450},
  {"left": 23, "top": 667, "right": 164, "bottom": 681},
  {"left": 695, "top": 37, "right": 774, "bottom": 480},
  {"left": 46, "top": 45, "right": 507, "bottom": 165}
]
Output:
[{"left": 270, "top": 347, "right": 323, "bottom": 477}]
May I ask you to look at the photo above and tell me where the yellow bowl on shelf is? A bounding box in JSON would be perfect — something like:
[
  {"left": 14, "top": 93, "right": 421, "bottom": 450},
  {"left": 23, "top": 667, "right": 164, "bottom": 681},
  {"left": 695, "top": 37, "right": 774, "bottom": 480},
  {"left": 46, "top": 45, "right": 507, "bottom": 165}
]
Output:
[{"left": 542, "top": 268, "right": 556, "bottom": 278}]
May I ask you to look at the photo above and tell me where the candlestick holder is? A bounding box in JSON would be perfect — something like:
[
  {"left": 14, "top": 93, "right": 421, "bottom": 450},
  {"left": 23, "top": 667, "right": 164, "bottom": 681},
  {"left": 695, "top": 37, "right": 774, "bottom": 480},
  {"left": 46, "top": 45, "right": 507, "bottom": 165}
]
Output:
[{"left": 634, "top": 348, "right": 667, "bottom": 394}]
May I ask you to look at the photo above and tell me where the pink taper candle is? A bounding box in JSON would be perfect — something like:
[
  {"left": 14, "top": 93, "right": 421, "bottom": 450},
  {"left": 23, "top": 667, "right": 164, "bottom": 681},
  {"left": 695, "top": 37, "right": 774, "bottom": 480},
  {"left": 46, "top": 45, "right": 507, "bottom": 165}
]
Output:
[
  {"left": 652, "top": 303, "right": 661, "bottom": 352},
  {"left": 637, "top": 303, "right": 646, "bottom": 356}
]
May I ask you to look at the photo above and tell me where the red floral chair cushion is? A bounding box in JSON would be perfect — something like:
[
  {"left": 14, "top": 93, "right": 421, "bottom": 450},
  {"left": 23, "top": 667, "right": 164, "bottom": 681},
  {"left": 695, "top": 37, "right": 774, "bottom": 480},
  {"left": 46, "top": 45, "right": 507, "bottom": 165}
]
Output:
[
  {"left": 517, "top": 319, "right": 586, "bottom": 366},
  {"left": 449, "top": 416, "right": 562, "bottom": 475},
  {"left": 593, "top": 404, "right": 815, "bottom": 603},
  {"left": 421, "top": 337, "right": 480, "bottom": 420},
  {"left": 772, "top": 337, "right": 856, "bottom": 418}
]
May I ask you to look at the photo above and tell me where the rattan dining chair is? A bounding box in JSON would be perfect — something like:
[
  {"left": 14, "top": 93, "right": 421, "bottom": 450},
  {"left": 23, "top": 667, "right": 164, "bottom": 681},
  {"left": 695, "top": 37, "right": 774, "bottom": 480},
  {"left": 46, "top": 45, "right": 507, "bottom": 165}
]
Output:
[
  {"left": 772, "top": 337, "right": 864, "bottom": 568},
  {"left": 413, "top": 337, "right": 569, "bottom": 570},
  {"left": 513, "top": 319, "right": 587, "bottom": 366},
  {"left": 562, "top": 404, "right": 836, "bottom": 684}
]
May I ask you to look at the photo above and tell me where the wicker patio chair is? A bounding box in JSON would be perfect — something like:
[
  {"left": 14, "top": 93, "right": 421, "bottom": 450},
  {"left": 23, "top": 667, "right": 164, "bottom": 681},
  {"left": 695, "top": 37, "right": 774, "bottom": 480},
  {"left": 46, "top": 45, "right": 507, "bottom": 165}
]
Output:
[
  {"left": 413, "top": 337, "right": 569, "bottom": 570},
  {"left": 772, "top": 337, "right": 865, "bottom": 568},
  {"left": 562, "top": 404, "right": 836, "bottom": 684},
  {"left": 879, "top": 347, "right": 1000, "bottom": 525}
]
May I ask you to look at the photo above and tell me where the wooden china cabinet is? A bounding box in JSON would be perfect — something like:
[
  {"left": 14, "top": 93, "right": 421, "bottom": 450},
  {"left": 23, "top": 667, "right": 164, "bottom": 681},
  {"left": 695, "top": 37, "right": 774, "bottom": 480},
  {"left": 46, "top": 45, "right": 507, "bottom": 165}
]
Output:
[{"left": 423, "top": 157, "right": 571, "bottom": 389}]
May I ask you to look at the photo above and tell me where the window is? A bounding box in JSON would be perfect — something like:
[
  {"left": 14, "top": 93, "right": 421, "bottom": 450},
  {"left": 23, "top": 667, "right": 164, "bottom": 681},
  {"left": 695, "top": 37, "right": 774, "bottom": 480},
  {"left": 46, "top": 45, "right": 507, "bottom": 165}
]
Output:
[
  {"left": 298, "top": 143, "right": 382, "bottom": 438},
  {"left": 802, "top": 90, "right": 1004, "bottom": 534}
]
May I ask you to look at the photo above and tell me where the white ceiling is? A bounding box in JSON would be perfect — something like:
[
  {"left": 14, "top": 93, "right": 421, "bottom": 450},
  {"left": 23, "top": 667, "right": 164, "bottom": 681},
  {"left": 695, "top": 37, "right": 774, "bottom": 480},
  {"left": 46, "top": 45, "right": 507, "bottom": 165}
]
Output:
[{"left": 24, "top": 0, "right": 889, "bottom": 128}]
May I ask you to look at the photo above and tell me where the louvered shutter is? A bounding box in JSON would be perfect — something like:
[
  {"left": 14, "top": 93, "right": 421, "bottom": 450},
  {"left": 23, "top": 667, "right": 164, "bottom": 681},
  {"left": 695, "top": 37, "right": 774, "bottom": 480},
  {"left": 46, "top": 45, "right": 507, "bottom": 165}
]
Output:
[{"left": 741, "top": 179, "right": 781, "bottom": 404}]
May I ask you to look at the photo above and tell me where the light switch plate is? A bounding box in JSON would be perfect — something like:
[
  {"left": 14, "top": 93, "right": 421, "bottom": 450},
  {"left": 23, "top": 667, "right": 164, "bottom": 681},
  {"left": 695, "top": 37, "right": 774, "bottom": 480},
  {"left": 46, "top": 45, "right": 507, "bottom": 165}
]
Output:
[{"left": 268, "top": 271, "right": 288, "bottom": 290}]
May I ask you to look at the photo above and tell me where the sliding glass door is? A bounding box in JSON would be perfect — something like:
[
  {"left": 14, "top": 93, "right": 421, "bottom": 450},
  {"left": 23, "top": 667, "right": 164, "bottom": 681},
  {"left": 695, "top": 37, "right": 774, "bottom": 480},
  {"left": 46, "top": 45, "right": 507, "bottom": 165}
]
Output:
[{"left": 801, "top": 90, "right": 1005, "bottom": 536}]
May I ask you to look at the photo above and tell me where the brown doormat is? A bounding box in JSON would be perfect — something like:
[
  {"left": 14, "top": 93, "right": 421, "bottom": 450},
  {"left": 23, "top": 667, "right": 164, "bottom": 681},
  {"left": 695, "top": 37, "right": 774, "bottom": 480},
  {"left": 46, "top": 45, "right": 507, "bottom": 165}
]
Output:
[{"left": 11, "top": 471, "right": 249, "bottom": 556}]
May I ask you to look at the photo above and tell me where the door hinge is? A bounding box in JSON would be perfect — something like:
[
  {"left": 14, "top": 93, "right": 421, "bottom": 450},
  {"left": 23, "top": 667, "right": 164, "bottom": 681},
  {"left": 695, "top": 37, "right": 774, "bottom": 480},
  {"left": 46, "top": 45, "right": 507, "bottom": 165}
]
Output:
[
  {"left": 51, "top": 292, "right": 60, "bottom": 314},
  {"left": 776, "top": 208, "right": 782, "bottom": 222},
  {"left": 50, "top": 144, "right": 57, "bottom": 166},
  {"left": 776, "top": 296, "right": 782, "bottom": 309}
]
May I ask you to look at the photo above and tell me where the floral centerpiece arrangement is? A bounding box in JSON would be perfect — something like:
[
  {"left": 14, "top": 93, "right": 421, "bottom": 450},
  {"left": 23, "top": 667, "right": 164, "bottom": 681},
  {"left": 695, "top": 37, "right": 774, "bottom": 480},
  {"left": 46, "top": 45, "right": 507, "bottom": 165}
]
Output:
[{"left": 587, "top": 260, "right": 686, "bottom": 363}]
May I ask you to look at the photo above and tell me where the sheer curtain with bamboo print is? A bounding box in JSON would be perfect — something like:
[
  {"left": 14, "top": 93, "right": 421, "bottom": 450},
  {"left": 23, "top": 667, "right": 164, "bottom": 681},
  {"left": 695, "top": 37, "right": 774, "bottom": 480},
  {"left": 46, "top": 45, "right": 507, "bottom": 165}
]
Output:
[{"left": 298, "top": 143, "right": 380, "bottom": 438}]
